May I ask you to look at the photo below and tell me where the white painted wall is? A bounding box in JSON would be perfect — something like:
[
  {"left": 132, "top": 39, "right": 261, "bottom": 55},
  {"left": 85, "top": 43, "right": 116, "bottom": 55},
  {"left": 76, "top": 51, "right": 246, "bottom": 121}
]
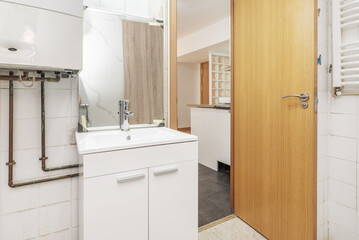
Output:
[
  {"left": 177, "top": 17, "right": 230, "bottom": 58},
  {"left": 177, "top": 63, "right": 200, "bottom": 128},
  {"left": 80, "top": 8, "right": 125, "bottom": 127}
]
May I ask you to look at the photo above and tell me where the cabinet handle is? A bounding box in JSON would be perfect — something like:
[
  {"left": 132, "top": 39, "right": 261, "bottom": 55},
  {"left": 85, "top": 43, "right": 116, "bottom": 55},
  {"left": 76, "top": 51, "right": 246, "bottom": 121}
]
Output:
[
  {"left": 153, "top": 166, "right": 178, "bottom": 176},
  {"left": 117, "top": 173, "right": 145, "bottom": 183}
]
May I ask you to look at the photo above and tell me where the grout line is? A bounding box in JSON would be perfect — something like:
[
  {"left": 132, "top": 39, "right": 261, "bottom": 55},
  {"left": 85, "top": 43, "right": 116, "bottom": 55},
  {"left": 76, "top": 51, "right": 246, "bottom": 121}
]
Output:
[{"left": 198, "top": 214, "right": 237, "bottom": 232}]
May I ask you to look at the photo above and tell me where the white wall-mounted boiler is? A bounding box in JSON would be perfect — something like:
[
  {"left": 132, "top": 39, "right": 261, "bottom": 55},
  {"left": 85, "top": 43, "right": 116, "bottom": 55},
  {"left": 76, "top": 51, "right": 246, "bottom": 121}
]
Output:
[{"left": 0, "top": 0, "right": 83, "bottom": 73}]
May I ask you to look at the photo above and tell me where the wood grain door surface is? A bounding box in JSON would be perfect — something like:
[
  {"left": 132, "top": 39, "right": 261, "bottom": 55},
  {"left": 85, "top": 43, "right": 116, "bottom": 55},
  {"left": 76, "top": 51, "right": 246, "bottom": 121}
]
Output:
[{"left": 232, "top": 0, "right": 317, "bottom": 239}]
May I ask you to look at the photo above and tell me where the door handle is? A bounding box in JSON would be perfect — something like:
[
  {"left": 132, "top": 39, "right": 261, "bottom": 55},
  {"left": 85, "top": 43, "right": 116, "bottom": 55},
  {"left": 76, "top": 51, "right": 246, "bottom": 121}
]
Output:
[
  {"left": 153, "top": 166, "right": 178, "bottom": 176},
  {"left": 282, "top": 93, "right": 309, "bottom": 102},
  {"left": 117, "top": 173, "right": 145, "bottom": 183},
  {"left": 282, "top": 93, "right": 309, "bottom": 109}
]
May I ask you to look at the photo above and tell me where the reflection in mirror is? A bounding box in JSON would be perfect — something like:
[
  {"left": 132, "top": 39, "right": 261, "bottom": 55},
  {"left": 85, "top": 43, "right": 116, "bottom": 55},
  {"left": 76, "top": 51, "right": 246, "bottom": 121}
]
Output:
[{"left": 79, "top": 4, "right": 166, "bottom": 131}]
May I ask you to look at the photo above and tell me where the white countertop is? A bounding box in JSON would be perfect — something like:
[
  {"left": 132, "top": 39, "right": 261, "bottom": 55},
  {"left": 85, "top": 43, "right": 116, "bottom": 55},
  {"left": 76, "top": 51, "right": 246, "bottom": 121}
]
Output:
[{"left": 76, "top": 127, "right": 198, "bottom": 155}]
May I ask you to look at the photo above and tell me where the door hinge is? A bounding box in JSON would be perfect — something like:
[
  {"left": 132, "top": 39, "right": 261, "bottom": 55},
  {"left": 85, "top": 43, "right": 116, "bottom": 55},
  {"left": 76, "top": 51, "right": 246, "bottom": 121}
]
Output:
[{"left": 314, "top": 90, "right": 318, "bottom": 113}]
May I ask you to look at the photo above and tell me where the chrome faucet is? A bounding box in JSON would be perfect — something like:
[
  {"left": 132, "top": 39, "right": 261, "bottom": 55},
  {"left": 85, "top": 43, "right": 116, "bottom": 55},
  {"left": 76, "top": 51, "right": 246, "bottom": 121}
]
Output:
[{"left": 118, "top": 100, "right": 134, "bottom": 131}]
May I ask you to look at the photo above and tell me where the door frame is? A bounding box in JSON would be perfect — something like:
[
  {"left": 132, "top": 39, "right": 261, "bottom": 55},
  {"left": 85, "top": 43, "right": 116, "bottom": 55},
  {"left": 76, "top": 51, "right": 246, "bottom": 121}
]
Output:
[
  {"left": 169, "top": 0, "right": 178, "bottom": 130},
  {"left": 230, "top": 0, "right": 235, "bottom": 210}
]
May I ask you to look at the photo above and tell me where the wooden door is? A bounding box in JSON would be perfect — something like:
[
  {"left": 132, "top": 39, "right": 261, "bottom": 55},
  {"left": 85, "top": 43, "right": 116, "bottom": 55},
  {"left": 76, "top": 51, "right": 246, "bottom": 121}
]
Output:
[
  {"left": 232, "top": 0, "right": 317, "bottom": 239},
  {"left": 149, "top": 161, "right": 198, "bottom": 240},
  {"left": 200, "top": 62, "right": 210, "bottom": 104}
]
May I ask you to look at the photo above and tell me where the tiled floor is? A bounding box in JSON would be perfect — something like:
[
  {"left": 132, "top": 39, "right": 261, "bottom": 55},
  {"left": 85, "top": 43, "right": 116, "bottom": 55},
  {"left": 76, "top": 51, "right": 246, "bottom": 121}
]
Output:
[
  {"left": 199, "top": 164, "right": 233, "bottom": 226},
  {"left": 199, "top": 217, "right": 267, "bottom": 240}
]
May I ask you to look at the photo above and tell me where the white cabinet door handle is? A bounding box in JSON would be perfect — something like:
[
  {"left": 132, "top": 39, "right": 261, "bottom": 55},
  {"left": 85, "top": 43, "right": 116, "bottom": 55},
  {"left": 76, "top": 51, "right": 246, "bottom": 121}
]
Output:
[
  {"left": 153, "top": 166, "right": 178, "bottom": 176},
  {"left": 117, "top": 173, "right": 145, "bottom": 183}
]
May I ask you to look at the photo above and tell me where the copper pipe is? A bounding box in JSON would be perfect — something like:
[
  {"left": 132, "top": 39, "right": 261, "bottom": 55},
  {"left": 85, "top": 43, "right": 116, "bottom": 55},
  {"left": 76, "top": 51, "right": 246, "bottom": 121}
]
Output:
[
  {"left": 39, "top": 81, "right": 82, "bottom": 172},
  {"left": 0, "top": 73, "right": 61, "bottom": 82},
  {"left": 7, "top": 81, "right": 80, "bottom": 188},
  {"left": 7, "top": 81, "right": 15, "bottom": 186}
]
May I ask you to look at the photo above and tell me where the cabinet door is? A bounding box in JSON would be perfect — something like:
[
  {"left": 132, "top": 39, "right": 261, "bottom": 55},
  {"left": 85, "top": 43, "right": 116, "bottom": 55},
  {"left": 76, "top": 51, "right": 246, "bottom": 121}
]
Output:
[
  {"left": 83, "top": 169, "right": 148, "bottom": 240},
  {"left": 149, "top": 161, "right": 198, "bottom": 240}
]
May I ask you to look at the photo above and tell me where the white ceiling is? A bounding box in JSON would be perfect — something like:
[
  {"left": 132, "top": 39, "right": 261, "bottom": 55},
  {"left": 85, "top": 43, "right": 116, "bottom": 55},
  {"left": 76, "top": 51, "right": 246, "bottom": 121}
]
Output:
[
  {"left": 177, "top": 40, "right": 230, "bottom": 63},
  {"left": 177, "top": 0, "right": 230, "bottom": 39}
]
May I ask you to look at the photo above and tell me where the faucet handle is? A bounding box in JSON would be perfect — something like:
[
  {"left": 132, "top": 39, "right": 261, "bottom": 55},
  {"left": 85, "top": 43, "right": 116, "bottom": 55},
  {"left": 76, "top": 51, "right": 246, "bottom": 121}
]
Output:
[
  {"left": 119, "top": 99, "right": 130, "bottom": 106},
  {"left": 125, "top": 111, "right": 134, "bottom": 118}
]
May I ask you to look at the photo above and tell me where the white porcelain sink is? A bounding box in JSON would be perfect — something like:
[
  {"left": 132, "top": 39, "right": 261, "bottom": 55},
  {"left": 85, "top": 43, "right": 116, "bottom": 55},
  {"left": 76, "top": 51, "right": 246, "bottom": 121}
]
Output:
[{"left": 76, "top": 127, "right": 197, "bottom": 154}]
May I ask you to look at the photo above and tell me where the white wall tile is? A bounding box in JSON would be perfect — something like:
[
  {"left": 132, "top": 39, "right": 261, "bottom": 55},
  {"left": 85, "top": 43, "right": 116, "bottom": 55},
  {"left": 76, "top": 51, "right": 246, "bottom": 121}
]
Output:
[
  {"left": 8, "top": 148, "right": 42, "bottom": 182},
  {"left": 318, "top": 157, "right": 329, "bottom": 182},
  {"left": 318, "top": 224, "right": 325, "bottom": 240},
  {"left": 329, "top": 158, "right": 356, "bottom": 185},
  {"left": 318, "top": 91, "right": 329, "bottom": 113},
  {"left": 318, "top": 136, "right": 329, "bottom": 159},
  {"left": 318, "top": 180, "right": 325, "bottom": 205},
  {"left": 71, "top": 200, "right": 78, "bottom": 228},
  {"left": 45, "top": 79, "right": 71, "bottom": 90},
  {"left": 329, "top": 180, "right": 356, "bottom": 209},
  {"left": 0, "top": 118, "right": 9, "bottom": 152},
  {"left": 318, "top": 202, "right": 325, "bottom": 226},
  {"left": 39, "top": 202, "right": 71, "bottom": 236},
  {"left": 38, "top": 179, "right": 71, "bottom": 206},
  {"left": 45, "top": 90, "right": 72, "bottom": 118},
  {"left": 319, "top": 23, "right": 329, "bottom": 49},
  {"left": 125, "top": 0, "right": 148, "bottom": 19},
  {"left": 71, "top": 77, "right": 78, "bottom": 91},
  {"left": 71, "top": 90, "right": 79, "bottom": 118},
  {"left": 329, "top": 223, "right": 356, "bottom": 240},
  {"left": 318, "top": 0, "right": 329, "bottom": 26},
  {"left": 318, "top": 113, "right": 329, "bottom": 136},
  {"left": 329, "top": 136, "right": 356, "bottom": 162},
  {"left": 330, "top": 96, "right": 357, "bottom": 115},
  {"left": 330, "top": 114, "right": 357, "bottom": 138},
  {"left": 1, "top": 182, "right": 39, "bottom": 215},
  {"left": 329, "top": 201, "right": 357, "bottom": 233},
  {"left": 71, "top": 175, "right": 79, "bottom": 200},
  {"left": 38, "top": 229, "right": 71, "bottom": 240},
  {"left": 2, "top": 209, "right": 39, "bottom": 240},
  {"left": 83, "top": 0, "right": 99, "bottom": 8},
  {"left": 318, "top": 68, "right": 329, "bottom": 93},
  {"left": 99, "top": 0, "right": 125, "bottom": 13},
  {"left": 45, "top": 118, "right": 72, "bottom": 147},
  {"left": 71, "top": 227, "right": 79, "bottom": 240},
  {"left": 13, "top": 118, "right": 41, "bottom": 150},
  {"left": 13, "top": 88, "right": 41, "bottom": 120},
  {"left": 45, "top": 146, "right": 72, "bottom": 169}
]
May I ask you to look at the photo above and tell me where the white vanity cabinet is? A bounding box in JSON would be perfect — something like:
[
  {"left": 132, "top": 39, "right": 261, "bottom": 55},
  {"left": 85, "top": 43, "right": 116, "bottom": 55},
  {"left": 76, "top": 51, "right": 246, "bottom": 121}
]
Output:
[{"left": 77, "top": 128, "right": 198, "bottom": 240}]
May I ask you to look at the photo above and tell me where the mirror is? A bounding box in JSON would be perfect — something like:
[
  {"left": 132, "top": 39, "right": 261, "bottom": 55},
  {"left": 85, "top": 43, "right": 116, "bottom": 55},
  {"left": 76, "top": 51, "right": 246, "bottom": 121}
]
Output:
[{"left": 79, "top": 1, "right": 167, "bottom": 131}]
